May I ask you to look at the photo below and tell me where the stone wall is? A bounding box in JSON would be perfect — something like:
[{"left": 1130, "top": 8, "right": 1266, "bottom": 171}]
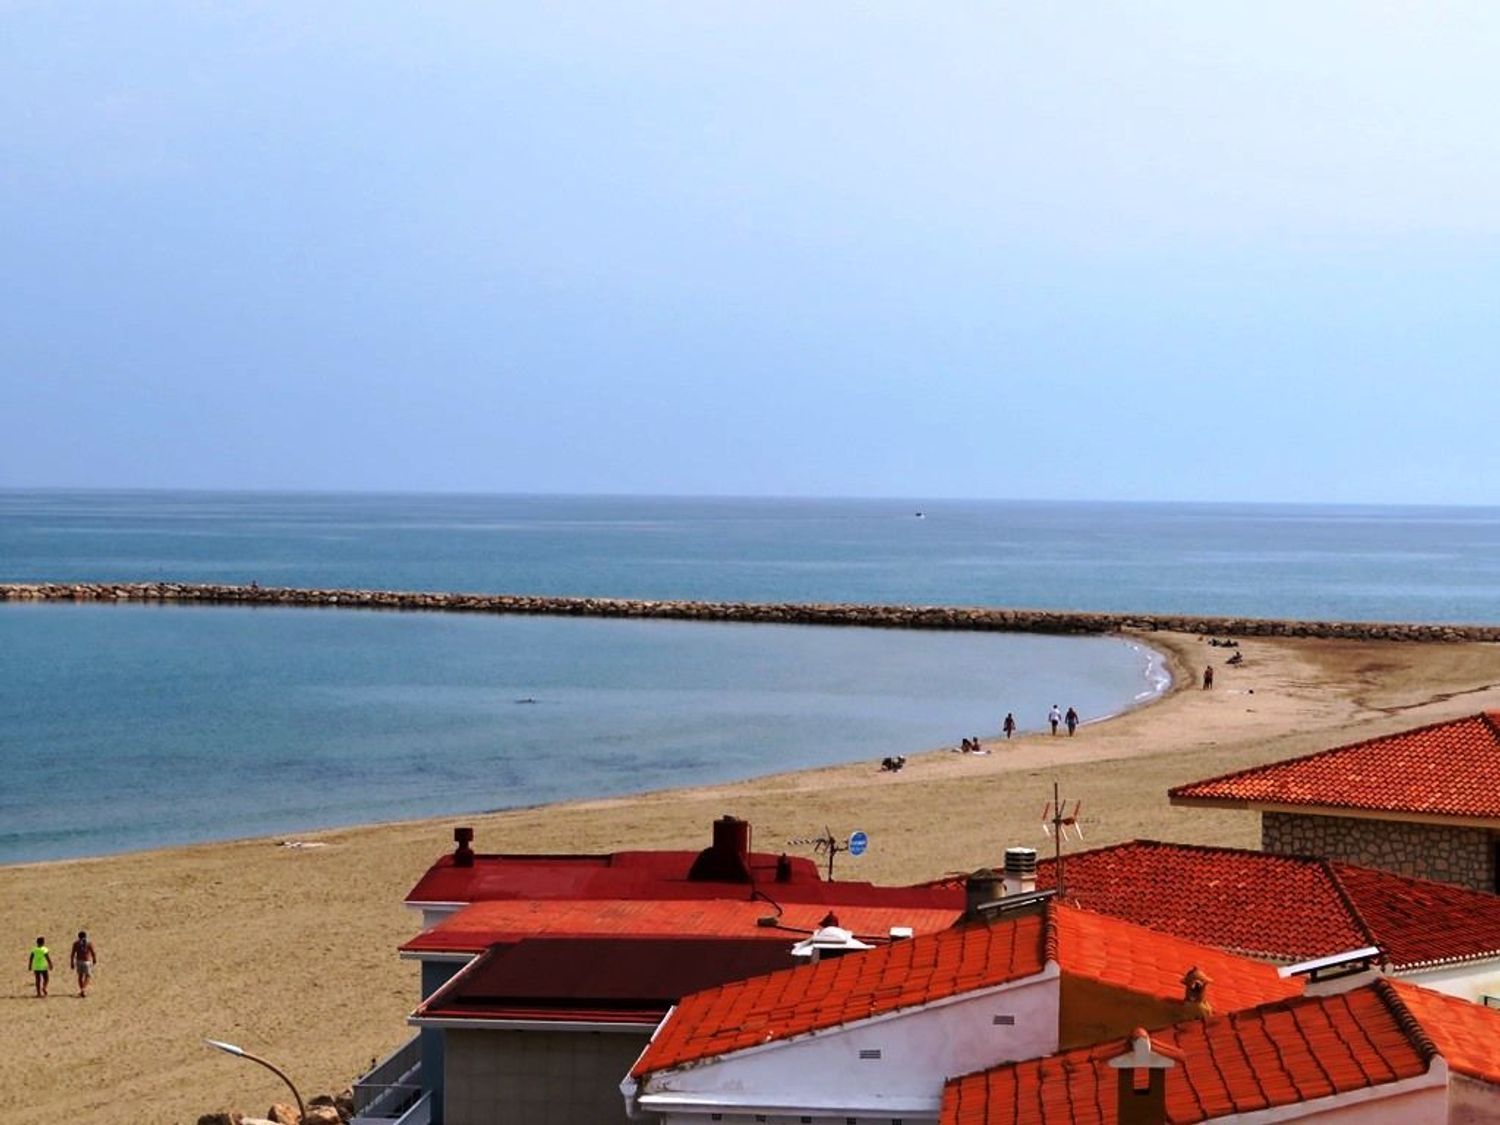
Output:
[
  {"left": 4, "top": 582, "right": 1499, "bottom": 642},
  {"left": 1263, "top": 811, "right": 1499, "bottom": 893}
]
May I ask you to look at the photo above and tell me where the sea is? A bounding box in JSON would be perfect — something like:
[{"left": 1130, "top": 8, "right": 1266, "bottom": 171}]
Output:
[{"left": 3, "top": 491, "right": 1499, "bottom": 865}]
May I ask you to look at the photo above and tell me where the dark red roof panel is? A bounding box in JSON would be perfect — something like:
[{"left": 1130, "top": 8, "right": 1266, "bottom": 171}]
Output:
[
  {"left": 415, "top": 936, "right": 796, "bottom": 1024},
  {"left": 1169, "top": 712, "right": 1500, "bottom": 821}
]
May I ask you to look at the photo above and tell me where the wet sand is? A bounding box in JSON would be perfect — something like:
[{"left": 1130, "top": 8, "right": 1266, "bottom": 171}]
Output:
[{"left": 4, "top": 631, "right": 1499, "bottom": 1123}]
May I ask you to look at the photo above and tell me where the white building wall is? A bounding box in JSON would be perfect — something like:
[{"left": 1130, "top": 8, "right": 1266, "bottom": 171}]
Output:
[
  {"left": 1396, "top": 959, "right": 1500, "bottom": 1004},
  {"left": 640, "top": 968, "right": 1059, "bottom": 1120}
]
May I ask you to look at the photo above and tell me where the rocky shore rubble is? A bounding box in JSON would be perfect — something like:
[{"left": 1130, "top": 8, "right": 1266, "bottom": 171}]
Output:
[
  {"left": 5, "top": 581, "right": 1498, "bottom": 642},
  {"left": 196, "top": 1088, "right": 352, "bottom": 1125}
]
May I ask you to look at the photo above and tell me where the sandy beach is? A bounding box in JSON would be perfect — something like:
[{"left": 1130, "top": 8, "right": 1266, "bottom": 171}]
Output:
[{"left": 5, "top": 630, "right": 1500, "bottom": 1124}]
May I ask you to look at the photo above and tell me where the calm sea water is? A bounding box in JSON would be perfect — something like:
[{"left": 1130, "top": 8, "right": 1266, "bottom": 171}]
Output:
[{"left": 4, "top": 491, "right": 1498, "bottom": 864}]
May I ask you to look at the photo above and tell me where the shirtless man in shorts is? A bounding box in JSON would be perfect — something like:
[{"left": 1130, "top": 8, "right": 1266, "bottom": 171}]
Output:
[{"left": 70, "top": 931, "right": 97, "bottom": 997}]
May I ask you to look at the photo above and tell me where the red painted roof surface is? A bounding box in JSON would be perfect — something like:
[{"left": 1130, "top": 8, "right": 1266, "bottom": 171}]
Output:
[
  {"left": 632, "top": 903, "right": 1300, "bottom": 1077},
  {"left": 401, "top": 898, "right": 961, "bottom": 955},
  {"left": 406, "top": 849, "right": 963, "bottom": 910},
  {"left": 414, "top": 936, "right": 797, "bottom": 1025},
  {"left": 1387, "top": 979, "right": 1500, "bottom": 1085},
  {"left": 1169, "top": 712, "right": 1500, "bottom": 821},
  {"left": 942, "top": 984, "right": 1440, "bottom": 1124},
  {"left": 1037, "top": 840, "right": 1500, "bottom": 969}
]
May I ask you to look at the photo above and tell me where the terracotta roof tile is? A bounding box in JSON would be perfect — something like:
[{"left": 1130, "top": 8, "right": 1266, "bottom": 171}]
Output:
[
  {"left": 942, "top": 985, "right": 1439, "bottom": 1124},
  {"left": 1037, "top": 840, "right": 1500, "bottom": 969},
  {"left": 1384, "top": 979, "right": 1500, "bottom": 1085},
  {"left": 634, "top": 910, "right": 1047, "bottom": 1076},
  {"left": 633, "top": 903, "right": 1300, "bottom": 1078},
  {"left": 1169, "top": 712, "right": 1500, "bottom": 821}
]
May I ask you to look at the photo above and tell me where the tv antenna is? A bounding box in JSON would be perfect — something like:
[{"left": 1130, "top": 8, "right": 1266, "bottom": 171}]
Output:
[
  {"left": 1041, "top": 781, "right": 1083, "bottom": 896},
  {"left": 787, "top": 826, "right": 850, "bottom": 881}
]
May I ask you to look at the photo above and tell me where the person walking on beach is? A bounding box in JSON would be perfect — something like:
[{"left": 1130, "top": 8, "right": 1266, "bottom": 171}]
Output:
[
  {"left": 1203, "top": 665, "right": 1214, "bottom": 690},
  {"left": 1048, "top": 704, "right": 1062, "bottom": 735},
  {"left": 28, "top": 937, "right": 51, "bottom": 998},
  {"left": 1002, "top": 712, "right": 1017, "bottom": 739},
  {"left": 70, "top": 931, "right": 97, "bottom": 998},
  {"left": 1065, "top": 706, "right": 1079, "bottom": 736}
]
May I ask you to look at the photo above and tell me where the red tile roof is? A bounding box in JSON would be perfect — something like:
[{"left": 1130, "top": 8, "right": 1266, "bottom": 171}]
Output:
[
  {"left": 1169, "top": 712, "right": 1500, "bottom": 823},
  {"left": 632, "top": 902, "right": 1301, "bottom": 1077},
  {"left": 942, "top": 983, "right": 1451, "bottom": 1124},
  {"left": 413, "top": 936, "right": 798, "bottom": 1025},
  {"left": 401, "top": 898, "right": 962, "bottom": 955},
  {"left": 1037, "top": 840, "right": 1500, "bottom": 969},
  {"left": 1386, "top": 979, "right": 1500, "bottom": 1085}
]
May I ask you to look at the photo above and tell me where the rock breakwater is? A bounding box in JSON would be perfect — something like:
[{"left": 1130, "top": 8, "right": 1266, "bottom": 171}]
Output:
[{"left": 3, "top": 582, "right": 1497, "bottom": 642}]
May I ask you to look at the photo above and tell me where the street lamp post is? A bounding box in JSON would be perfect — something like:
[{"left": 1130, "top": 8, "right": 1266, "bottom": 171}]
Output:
[{"left": 204, "top": 1038, "right": 306, "bottom": 1121}]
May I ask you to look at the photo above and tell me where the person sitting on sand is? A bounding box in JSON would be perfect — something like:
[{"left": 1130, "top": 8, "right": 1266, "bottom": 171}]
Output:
[
  {"left": 71, "top": 931, "right": 97, "bottom": 998},
  {"left": 28, "top": 937, "right": 50, "bottom": 998},
  {"left": 1003, "top": 712, "right": 1017, "bottom": 739}
]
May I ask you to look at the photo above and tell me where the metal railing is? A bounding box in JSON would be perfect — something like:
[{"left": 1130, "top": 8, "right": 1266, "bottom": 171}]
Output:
[{"left": 352, "top": 1035, "right": 423, "bottom": 1120}]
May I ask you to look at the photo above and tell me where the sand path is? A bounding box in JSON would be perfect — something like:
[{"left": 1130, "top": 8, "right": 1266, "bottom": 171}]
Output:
[{"left": 4, "top": 631, "right": 1499, "bottom": 1123}]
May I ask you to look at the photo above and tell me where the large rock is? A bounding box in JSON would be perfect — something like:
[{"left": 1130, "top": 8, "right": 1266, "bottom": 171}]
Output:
[
  {"left": 197, "top": 1115, "right": 243, "bottom": 1125},
  {"left": 302, "top": 1108, "right": 341, "bottom": 1125},
  {"left": 266, "top": 1105, "right": 300, "bottom": 1125}
]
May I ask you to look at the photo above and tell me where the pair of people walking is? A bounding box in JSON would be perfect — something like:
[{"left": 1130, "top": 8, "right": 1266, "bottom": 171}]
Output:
[
  {"left": 1047, "top": 705, "right": 1081, "bottom": 736},
  {"left": 28, "top": 932, "right": 96, "bottom": 998}
]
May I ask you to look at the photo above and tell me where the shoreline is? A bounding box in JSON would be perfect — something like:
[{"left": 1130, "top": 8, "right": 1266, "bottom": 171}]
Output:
[
  {"left": 4, "top": 629, "right": 1499, "bottom": 1122},
  {"left": 0, "top": 633, "right": 1183, "bottom": 875}
]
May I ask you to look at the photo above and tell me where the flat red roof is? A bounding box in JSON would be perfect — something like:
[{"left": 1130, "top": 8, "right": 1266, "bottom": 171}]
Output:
[
  {"left": 1038, "top": 839, "right": 1500, "bottom": 969},
  {"left": 1169, "top": 711, "right": 1500, "bottom": 823},
  {"left": 405, "top": 825, "right": 963, "bottom": 911},
  {"left": 402, "top": 897, "right": 962, "bottom": 955}
]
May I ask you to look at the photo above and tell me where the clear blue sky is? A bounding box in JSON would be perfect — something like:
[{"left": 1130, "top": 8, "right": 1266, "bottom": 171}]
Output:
[{"left": 4, "top": 4, "right": 1497, "bottom": 502}]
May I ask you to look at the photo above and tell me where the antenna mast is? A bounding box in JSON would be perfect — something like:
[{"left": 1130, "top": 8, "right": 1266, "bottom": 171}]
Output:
[
  {"left": 787, "top": 826, "right": 849, "bottom": 881},
  {"left": 1041, "top": 780, "right": 1083, "bottom": 897}
]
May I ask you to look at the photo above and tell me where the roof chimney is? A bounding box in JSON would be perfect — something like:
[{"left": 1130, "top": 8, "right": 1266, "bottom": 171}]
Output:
[
  {"left": 1181, "top": 966, "right": 1212, "bottom": 1016},
  {"left": 687, "top": 815, "right": 754, "bottom": 883},
  {"left": 453, "top": 826, "right": 475, "bottom": 868},
  {"left": 964, "top": 868, "right": 1005, "bottom": 919},
  {"left": 1003, "top": 847, "right": 1038, "bottom": 896},
  {"left": 1108, "top": 1028, "right": 1177, "bottom": 1125}
]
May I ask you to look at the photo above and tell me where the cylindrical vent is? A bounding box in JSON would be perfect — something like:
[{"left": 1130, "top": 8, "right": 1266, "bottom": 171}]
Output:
[
  {"left": 965, "top": 868, "right": 1004, "bottom": 918},
  {"left": 1004, "top": 847, "right": 1038, "bottom": 879}
]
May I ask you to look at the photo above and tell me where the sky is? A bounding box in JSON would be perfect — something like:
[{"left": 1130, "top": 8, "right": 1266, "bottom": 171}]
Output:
[{"left": 3, "top": 3, "right": 1498, "bottom": 503}]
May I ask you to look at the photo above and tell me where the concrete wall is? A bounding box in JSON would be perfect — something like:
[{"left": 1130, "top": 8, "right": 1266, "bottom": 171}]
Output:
[
  {"left": 1449, "top": 1073, "right": 1500, "bottom": 1125},
  {"left": 1263, "top": 813, "right": 1498, "bottom": 893},
  {"left": 444, "top": 1027, "right": 649, "bottom": 1125},
  {"left": 6, "top": 581, "right": 1499, "bottom": 641}
]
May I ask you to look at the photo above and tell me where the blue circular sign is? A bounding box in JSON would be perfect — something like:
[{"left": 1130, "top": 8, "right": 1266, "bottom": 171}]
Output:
[{"left": 848, "top": 830, "right": 868, "bottom": 857}]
